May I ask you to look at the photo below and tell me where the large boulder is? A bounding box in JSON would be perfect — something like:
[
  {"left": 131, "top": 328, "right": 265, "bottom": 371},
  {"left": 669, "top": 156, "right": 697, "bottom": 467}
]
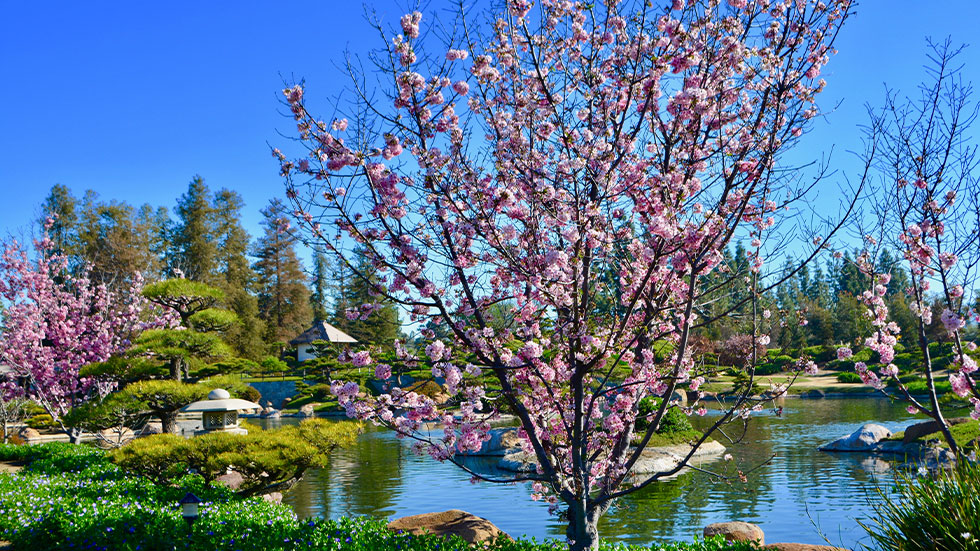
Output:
[
  {"left": 16, "top": 427, "right": 40, "bottom": 441},
  {"left": 299, "top": 404, "right": 316, "bottom": 418},
  {"left": 216, "top": 471, "right": 245, "bottom": 490},
  {"left": 387, "top": 510, "right": 509, "bottom": 544},
  {"left": 261, "top": 407, "right": 281, "bottom": 419},
  {"left": 903, "top": 417, "right": 970, "bottom": 443},
  {"left": 800, "top": 389, "right": 825, "bottom": 399},
  {"left": 498, "top": 451, "right": 537, "bottom": 472},
  {"left": 764, "top": 544, "right": 847, "bottom": 551},
  {"left": 704, "top": 522, "right": 764, "bottom": 545},
  {"left": 818, "top": 423, "right": 892, "bottom": 452},
  {"left": 632, "top": 441, "right": 726, "bottom": 474}
]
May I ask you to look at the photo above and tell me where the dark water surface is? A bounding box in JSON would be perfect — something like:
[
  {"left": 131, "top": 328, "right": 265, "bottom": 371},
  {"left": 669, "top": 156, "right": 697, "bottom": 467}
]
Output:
[{"left": 264, "top": 398, "right": 916, "bottom": 548}]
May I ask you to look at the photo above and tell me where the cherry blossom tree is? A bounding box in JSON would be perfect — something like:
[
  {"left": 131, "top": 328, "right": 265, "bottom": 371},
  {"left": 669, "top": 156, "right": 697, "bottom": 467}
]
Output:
[
  {"left": 837, "top": 40, "right": 980, "bottom": 456},
  {"left": 277, "top": 0, "right": 853, "bottom": 548},
  {"left": 0, "top": 229, "right": 150, "bottom": 443}
]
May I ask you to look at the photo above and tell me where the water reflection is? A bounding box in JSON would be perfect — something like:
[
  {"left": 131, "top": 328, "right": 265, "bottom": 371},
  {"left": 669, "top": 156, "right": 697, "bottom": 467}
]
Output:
[{"left": 268, "top": 398, "right": 916, "bottom": 548}]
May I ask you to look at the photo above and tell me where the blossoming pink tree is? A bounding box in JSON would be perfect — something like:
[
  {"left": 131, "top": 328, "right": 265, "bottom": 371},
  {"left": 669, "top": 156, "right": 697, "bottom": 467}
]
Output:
[
  {"left": 0, "top": 229, "right": 150, "bottom": 443},
  {"left": 277, "top": 0, "right": 852, "bottom": 547},
  {"left": 836, "top": 40, "right": 980, "bottom": 456}
]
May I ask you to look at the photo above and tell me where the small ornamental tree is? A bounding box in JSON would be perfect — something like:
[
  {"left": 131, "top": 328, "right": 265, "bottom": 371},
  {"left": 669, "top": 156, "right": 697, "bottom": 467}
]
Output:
[
  {"left": 136, "top": 278, "right": 236, "bottom": 381},
  {"left": 838, "top": 41, "right": 980, "bottom": 455},
  {"left": 0, "top": 231, "right": 150, "bottom": 443},
  {"left": 276, "top": 1, "right": 853, "bottom": 548}
]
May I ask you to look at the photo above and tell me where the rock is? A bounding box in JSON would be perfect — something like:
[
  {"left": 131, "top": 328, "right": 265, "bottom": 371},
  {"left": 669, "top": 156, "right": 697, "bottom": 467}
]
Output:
[
  {"left": 704, "top": 522, "right": 764, "bottom": 545},
  {"left": 632, "top": 441, "right": 726, "bottom": 474},
  {"left": 387, "top": 510, "right": 509, "bottom": 544},
  {"left": 903, "top": 417, "right": 970, "bottom": 443},
  {"left": 818, "top": 423, "right": 892, "bottom": 452},
  {"left": 764, "top": 544, "right": 846, "bottom": 551},
  {"left": 498, "top": 451, "right": 537, "bottom": 472},
  {"left": 216, "top": 471, "right": 245, "bottom": 490},
  {"left": 261, "top": 407, "right": 281, "bottom": 419},
  {"left": 671, "top": 390, "right": 688, "bottom": 405},
  {"left": 800, "top": 389, "right": 825, "bottom": 399},
  {"left": 299, "top": 404, "right": 316, "bottom": 417},
  {"left": 140, "top": 423, "right": 163, "bottom": 435},
  {"left": 17, "top": 427, "right": 40, "bottom": 441},
  {"left": 262, "top": 492, "right": 283, "bottom": 504}
]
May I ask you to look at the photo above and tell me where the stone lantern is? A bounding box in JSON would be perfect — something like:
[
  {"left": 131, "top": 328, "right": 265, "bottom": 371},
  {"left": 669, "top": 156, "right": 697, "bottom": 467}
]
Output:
[{"left": 182, "top": 388, "right": 261, "bottom": 435}]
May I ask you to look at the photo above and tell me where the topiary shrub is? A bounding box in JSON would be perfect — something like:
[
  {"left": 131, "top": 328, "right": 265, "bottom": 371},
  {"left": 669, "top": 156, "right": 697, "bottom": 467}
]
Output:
[
  {"left": 26, "top": 414, "right": 56, "bottom": 431},
  {"left": 305, "top": 383, "right": 334, "bottom": 401},
  {"left": 836, "top": 372, "right": 862, "bottom": 384},
  {"left": 635, "top": 397, "right": 694, "bottom": 435},
  {"left": 405, "top": 380, "right": 447, "bottom": 400}
]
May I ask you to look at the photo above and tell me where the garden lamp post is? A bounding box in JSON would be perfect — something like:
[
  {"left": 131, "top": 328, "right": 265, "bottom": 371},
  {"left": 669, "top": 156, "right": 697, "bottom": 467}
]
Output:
[{"left": 180, "top": 492, "right": 201, "bottom": 526}]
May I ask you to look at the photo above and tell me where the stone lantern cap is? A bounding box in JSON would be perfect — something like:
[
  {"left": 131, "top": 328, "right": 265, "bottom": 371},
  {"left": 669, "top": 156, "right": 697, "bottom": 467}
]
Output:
[{"left": 182, "top": 388, "right": 261, "bottom": 413}]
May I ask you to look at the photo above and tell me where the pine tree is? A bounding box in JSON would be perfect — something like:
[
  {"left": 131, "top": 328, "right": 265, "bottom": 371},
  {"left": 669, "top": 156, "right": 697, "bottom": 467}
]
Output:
[
  {"left": 253, "top": 199, "right": 313, "bottom": 344},
  {"left": 170, "top": 176, "right": 218, "bottom": 282},
  {"left": 213, "top": 189, "right": 265, "bottom": 359},
  {"left": 310, "top": 252, "right": 330, "bottom": 322},
  {"left": 329, "top": 250, "right": 400, "bottom": 345},
  {"left": 39, "top": 184, "right": 78, "bottom": 258}
]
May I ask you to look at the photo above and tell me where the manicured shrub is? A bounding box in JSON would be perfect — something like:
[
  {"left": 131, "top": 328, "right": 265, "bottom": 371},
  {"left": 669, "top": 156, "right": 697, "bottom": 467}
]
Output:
[
  {"left": 406, "top": 380, "right": 447, "bottom": 400},
  {"left": 836, "top": 372, "right": 862, "bottom": 384},
  {"left": 636, "top": 397, "right": 694, "bottom": 435},
  {"left": 112, "top": 419, "right": 360, "bottom": 496},
  {"left": 802, "top": 345, "right": 836, "bottom": 363},
  {"left": 753, "top": 363, "right": 781, "bottom": 376},
  {"left": 25, "top": 413, "right": 56, "bottom": 431},
  {"left": 306, "top": 383, "right": 335, "bottom": 401},
  {"left": 862, "top": 463, "right": 980, "bottom": 551}
]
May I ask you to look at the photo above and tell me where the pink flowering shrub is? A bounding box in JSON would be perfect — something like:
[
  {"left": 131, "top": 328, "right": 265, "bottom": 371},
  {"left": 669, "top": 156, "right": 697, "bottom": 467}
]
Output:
[{"left": 0, "top": 229, "right": 154, "bottom": 442}]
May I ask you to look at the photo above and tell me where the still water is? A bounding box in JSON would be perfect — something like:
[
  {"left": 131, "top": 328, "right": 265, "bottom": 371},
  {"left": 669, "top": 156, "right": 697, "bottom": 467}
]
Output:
[{"left": 266, "top": 398, "right": 917, "bottom": 548}]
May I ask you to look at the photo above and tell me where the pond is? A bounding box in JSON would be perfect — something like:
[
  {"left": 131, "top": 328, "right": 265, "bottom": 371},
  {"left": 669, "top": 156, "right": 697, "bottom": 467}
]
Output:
[{"left": 263, "top": 397, "right": 918, "bottom": 548}]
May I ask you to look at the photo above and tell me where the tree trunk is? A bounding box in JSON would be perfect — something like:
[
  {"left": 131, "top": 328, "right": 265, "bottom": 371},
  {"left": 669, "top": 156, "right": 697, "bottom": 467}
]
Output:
[
  {"left": 170, "top": 358, "right": 183, "bottom": 381},
  {"left": 159, "top": 410, "right": 179, "bottom": 434},
  {"left": 67, "top": 427, "right": 84, "bottom": 445},
  {"left": 566, "top": 504, "right": 600, "bottom": 551}
]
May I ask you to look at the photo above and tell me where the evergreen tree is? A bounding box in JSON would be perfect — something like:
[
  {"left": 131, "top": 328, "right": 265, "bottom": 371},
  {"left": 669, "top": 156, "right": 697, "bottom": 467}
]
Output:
[
  {"left": 253, "top": 199, "right": 313, "bottom": 344},
  {"left": 170, "top": 176, "right": 218, "bottom": 282},
  {"left": 213, "top": 189, "right": 265, "bottom": 359},
  {"left": 75, "top": 192, "right": 166, "bottom": 287},
  {"left": 329, "top": 250, "right": 400, "bottom": 345},
  {"left": 310, "top": 252, "right": 329, "bottom": 322},
  {"left": 39, "top": 184, "right": 78, "bottom": 258}
]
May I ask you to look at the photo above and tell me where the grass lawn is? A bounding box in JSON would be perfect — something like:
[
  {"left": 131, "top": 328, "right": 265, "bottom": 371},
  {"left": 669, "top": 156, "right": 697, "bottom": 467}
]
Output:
[{"left": 887, "top": 420, "right": 980, "bottom": 451}]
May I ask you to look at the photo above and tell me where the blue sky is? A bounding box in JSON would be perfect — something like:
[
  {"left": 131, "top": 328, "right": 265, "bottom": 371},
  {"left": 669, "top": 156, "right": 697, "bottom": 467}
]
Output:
[{"left": 1, "top": 1, "right": 978, "bottom": 253}]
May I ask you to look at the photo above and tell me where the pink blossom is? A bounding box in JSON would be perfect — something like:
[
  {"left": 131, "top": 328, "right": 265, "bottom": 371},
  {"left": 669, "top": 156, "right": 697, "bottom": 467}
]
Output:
[
  {"left": 351, "top": 351, "right": 373, "bottom": 367},
  {"left": 425, "top": 340, "right": 447, "bottom": 361},
  {"left": 400, "top": 11, "right": 421, "bottom": 39},
  {"left": 452, "top": 81, "right": 470, "bottom": 95},
  {"left": 836, "top": 347, "right": 853, "bottom": 360}
]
